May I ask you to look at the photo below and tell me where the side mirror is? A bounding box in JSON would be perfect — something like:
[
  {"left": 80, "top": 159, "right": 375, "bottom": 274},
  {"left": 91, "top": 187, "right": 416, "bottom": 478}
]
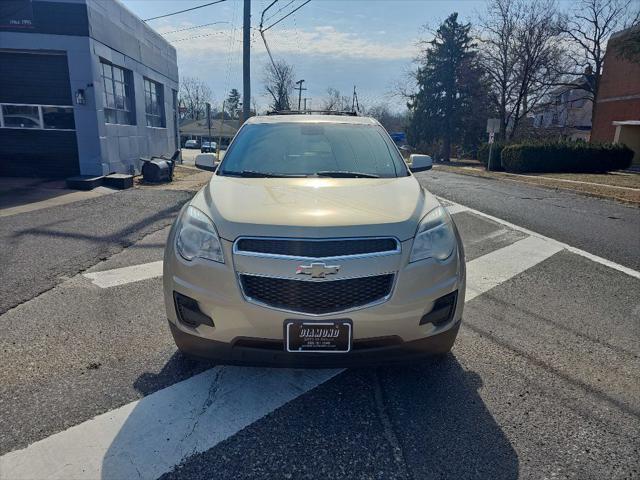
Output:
[
  {"left": 409, "top": 154, "right": 433, "bottom": 173},
  {"left": 195, "top": 153, "right": 217, "bottom": 172}
]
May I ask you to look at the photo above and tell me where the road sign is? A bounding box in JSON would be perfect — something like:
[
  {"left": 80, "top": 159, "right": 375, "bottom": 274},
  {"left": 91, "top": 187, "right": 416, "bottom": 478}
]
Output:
[
  {"left": 488, "top": 132, "right": 495, "bottom": 144},
  {"left": 486, "top": 118, "right": 500, "bottom": 134}
]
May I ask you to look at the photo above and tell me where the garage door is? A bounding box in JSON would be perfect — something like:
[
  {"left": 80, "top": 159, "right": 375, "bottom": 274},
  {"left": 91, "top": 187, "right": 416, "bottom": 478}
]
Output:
[{"left": 0, "top": 50, "right": 79, "bottom": 178}]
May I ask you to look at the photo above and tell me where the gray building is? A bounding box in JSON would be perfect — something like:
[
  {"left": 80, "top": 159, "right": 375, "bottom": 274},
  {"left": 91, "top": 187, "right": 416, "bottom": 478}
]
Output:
[{"left": 0, "top": 0, "right": 179, "bottom": 178}]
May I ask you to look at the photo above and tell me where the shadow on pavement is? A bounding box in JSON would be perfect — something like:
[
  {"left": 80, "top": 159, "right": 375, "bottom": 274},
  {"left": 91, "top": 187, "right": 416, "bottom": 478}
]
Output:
[
  {"left": 132, "top": 351, "right": 216, "bottom": 397},
  {"left": 0, "top": 177, "right": 74, "bottom": 210},
  {"left": 377, "top": 357, "right": 519, "bottom": 479},
  {"left": 101, "top": 354, "right": 517, "bottom": 480}
]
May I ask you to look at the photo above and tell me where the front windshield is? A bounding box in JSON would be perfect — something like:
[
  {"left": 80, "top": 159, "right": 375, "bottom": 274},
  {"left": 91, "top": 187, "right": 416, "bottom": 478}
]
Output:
[{"left": 218, "top": 122, "right": 409, "bottom": 178}]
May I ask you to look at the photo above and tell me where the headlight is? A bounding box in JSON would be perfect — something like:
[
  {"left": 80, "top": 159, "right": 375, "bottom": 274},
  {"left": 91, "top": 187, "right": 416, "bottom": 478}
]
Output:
[
  {"left": 409, "top": 206, "right": 456, "bottom": 263},
  {"left": 176, "top": 205, "right": 224, "bottom": 263}
]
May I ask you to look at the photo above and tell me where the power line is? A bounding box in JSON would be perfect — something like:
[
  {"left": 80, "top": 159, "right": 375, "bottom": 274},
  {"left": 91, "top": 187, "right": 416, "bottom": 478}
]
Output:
[
  {"left": 161, "top": 21, "right": 229, "bottom": 36},
  {"left": 144, "top": 0, "right": 227, "bottom": 22},
  {"left": 260, "top": 0, "right": 279, "bottom": 30},
  {"left": 170, "top": 31, "right": 227, "bottom": 43},
  {"left": 259, "top": 0, "right": 311, "bottom": 71},
  {"left": 262, "top": 0, "right": 311, "bottom": 32},
  {"left": 263, "top": 0, "right": 296, "bottom": 25},
  {"left": 259, "top": 1, "right": 280, "bottom": 71}
]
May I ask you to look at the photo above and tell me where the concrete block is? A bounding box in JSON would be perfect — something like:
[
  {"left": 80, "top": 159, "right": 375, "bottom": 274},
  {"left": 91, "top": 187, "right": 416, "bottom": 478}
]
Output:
[{"left": 104, "top": 173, "right": 134, "bottom": 189}]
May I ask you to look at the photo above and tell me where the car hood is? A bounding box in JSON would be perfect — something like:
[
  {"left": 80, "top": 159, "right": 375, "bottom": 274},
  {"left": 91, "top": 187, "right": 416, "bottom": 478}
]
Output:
[{"left": 190, "top": 175, "right": 440, "bottom": 241}]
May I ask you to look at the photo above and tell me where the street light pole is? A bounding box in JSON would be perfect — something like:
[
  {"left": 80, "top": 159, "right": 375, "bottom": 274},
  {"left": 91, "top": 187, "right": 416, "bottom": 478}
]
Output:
[
  {"left": 242, "top": 0, "right": 251, "bottom": 122},
  {"left": 217, "top": 100, "right": 225, "bottom": 162},
  {"left": 295, "top": 79, "right": 306, "bottom": 112}
]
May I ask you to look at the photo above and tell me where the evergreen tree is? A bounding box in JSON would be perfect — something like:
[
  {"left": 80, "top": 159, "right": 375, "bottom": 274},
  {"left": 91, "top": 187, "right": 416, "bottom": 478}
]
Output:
[
  {"left": 226, "top": 88, "right": 241, "bottom": 119},
  {"left": 408, "top": 13, "right": 489, "bottom": 160}
]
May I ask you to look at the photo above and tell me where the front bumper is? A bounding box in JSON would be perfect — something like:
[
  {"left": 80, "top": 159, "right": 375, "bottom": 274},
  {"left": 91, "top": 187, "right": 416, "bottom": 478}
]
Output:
[
  {"left": 169, "top": 320, "right": 460, "bottom": 367},
  {"left": 163, "top": 220, "right": 466, "bottom": 367}
]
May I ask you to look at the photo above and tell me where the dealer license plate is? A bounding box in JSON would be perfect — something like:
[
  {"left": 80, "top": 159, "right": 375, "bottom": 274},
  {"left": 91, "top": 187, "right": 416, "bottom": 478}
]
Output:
[{"left": 285, "top": 320, "right": 352, "bottom": 353}]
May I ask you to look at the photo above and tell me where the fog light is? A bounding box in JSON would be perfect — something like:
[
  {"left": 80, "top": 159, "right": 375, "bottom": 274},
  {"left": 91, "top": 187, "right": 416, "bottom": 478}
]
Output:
[
  {"left": 174, "top": 292, "right": 214, "bottom": 328},
  {"left": 420, "top": 291, "right": 457, "bottom": 326}
]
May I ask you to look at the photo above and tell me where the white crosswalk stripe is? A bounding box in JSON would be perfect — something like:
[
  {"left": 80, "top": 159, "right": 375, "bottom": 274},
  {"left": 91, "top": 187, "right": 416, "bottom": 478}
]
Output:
[
  {"left": 465, "top": 236, "right": 563, "bottom": 301},
  {"left": 0, "top": 368, "right": 340, "bottom": 480},
  {"left": 84, "top": 261, "right": 163, "bottom": 288},
  {"left": 1, "top": 219, "right": 568, "bottom": 480},
  {"left": 440, "top": 197, "right": 640, "bottom": 280}
]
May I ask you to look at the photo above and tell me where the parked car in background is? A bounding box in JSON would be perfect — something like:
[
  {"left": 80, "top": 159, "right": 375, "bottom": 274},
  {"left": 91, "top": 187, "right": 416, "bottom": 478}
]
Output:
[
  {"left": 201, "top": 141, "right": 217, "bottom": 153},
  {"left": 184, "top": 140, "right": 199, "bottom": 149}
]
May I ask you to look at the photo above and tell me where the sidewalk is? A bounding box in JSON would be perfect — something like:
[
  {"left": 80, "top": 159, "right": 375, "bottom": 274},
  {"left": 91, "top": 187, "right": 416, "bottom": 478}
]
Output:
[
  {"left": 0, "top": 177, "right": 118, "bottom": 218},
  {"left": 1, "top": 165, "right": 212, "bottom": 218}
]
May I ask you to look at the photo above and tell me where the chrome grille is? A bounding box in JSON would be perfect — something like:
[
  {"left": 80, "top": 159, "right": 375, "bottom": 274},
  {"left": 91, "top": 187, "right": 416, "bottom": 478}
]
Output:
[{"left": 234, "top": 237, "right": 399, "bottom": 258}]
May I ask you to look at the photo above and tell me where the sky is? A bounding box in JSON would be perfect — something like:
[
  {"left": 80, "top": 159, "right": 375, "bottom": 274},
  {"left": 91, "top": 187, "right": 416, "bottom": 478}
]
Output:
[{"left": 120, "top": 0, "right": 487, "bottom": 112}]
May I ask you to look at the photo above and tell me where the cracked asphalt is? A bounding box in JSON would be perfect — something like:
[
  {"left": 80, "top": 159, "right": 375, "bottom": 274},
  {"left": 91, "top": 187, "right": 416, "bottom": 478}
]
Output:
[
  {"left": 0, "top": 188, "right": 193, "bottom": 314},
  {"left": 1, "top": 172, "right": 638, "bottom": 479}
]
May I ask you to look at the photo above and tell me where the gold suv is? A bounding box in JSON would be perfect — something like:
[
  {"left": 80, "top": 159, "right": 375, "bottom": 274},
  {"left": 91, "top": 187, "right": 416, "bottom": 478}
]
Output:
[{"left": 163, "top": 114, "right": 465, "bottom": 366}]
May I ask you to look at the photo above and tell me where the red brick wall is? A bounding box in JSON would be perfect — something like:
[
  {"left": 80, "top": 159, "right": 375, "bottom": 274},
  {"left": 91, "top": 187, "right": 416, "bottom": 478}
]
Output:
[
  {"left": 591, "top": 31, "right": 640, "bottom": 143},
  {"left": 592, "top": 99, "right": 640, "bottom": 142}
]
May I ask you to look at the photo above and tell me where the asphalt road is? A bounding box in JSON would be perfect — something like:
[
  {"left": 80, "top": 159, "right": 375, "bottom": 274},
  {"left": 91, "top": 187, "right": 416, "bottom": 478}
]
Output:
[
  {"left": 417, "top": 169, "right": 640, "bottom": 270},
  {"left": 0, "top": 172, "right": 638, "bottom": 479},
  {"left": 0, "top": 188, "right": 193, "bottom": 314}
]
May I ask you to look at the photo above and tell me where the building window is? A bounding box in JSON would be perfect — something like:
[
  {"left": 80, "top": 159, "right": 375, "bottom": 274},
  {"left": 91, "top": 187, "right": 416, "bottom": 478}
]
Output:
[
  {"left": 0, "top": 104, "right": 75, "bottom": 130},
  {"left": 144, "top": 78, "right": 165, "bottom": 127},
  {"left": 42, "top": 106, "right": 76, "bottom": 129},
  {"left": 101, "top": 60, "right": 135, "bottom": 125}
]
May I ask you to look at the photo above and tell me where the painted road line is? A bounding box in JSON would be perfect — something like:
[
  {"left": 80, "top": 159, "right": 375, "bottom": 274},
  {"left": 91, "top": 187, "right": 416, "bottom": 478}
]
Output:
[
  {"left": 0, "top": 367, "right": 341, "bottom": 480},
  {"left": 0, "top": 234, "right": 565, "bottom": 480},
  {"left": 443, "top": 203, "right": 469, "bottom": 215},
  {"left": 465, "top": 236, "right": 563, "bottom": 301},
  {"left": 437, "top": 196, "right": 640, "bottom": 280},
  {"left": 83, "top": 261, "right": 163, "bottom": 288}
]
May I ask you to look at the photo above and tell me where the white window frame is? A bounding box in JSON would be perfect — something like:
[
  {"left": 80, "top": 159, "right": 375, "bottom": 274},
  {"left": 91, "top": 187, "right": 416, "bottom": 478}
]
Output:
[{"left": 0, "top": 103, "right": 76, "bottom": 131}]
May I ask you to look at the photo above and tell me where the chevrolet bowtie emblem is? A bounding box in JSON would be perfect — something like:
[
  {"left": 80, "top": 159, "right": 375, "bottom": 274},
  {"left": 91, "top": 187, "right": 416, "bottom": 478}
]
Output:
[{"left": 296, "top": 262, "right": 341, "bottom": 278}]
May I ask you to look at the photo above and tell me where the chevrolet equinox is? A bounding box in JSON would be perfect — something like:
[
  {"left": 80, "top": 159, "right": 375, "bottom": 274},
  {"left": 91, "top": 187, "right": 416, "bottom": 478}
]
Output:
[{"left": 163, "top": 114, "right": 465, "bottom": 366}]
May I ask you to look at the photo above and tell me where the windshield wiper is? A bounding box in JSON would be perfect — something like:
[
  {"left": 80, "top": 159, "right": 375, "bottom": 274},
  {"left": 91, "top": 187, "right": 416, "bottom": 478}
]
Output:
[
  {"left": 222, "top": 170, "right": 306, "bottom": 178},
  {"left": 315, "top": 170, "right": 380, "bottom": 178}
]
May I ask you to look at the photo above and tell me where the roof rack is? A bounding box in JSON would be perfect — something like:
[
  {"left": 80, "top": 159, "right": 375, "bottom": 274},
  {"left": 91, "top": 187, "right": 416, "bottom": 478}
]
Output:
[{"left": 266, "top": 109, "right": 358, "bottom": 116}]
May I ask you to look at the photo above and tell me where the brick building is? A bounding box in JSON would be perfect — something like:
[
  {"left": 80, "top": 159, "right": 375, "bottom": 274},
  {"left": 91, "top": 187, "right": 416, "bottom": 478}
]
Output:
[{"left": 591, "top": 26, "right": 640, "bottom": 167}]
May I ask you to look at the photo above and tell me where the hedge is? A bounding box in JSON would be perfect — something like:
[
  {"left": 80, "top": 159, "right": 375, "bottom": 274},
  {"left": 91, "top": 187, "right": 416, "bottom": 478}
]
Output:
[
  {"left": 478, "top": 142, "right": 505, "bottom": 170},
  {"left": 500, "top": 142, "right": 633, "bottom": 173}
]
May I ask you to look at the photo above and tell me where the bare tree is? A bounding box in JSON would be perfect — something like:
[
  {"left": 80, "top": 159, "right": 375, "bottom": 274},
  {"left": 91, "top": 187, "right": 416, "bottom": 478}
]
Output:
[
  {"left": 322, "top": 88, "right": 352, "bottom": 112},
  {"left": 179, "top": 77, "right": 212, "bottom": 120},
  {"left": 263, "top": 60, "right": 295, "bottom": 111},
  {"left": 559, "top": 0, "right": 639, "bottom": 123},
  {"left": 366, "top": 103, "right": 408, "bottom": 132},
  {"left": 479, "top": 0, "right": 564, "bottom": 140},
  {"left": 510, "top": 0, "right": 564, "bottom": 136}
]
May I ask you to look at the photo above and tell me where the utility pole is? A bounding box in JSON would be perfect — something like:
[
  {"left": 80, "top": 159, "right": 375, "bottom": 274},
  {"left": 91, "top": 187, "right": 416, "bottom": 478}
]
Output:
[
  {"left": 242, "top": 0, "right": 250, "bottom": 122},
  {"left": 206, "top": 102, "right": 211, "bottom": 141},
  {"left": 295, "top": 79, "right": 306, "bottom": 112},
  {"left": 351, "top": 85, "right": 359, "bottom": 113}
]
